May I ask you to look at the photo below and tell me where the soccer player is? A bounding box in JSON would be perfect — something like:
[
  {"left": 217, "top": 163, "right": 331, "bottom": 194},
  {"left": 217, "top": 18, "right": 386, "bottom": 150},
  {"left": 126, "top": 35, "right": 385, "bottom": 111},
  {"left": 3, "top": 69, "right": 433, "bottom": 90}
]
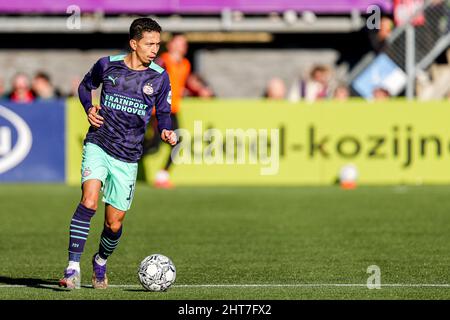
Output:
[{"left": 59, "top": 17, "right": 177, "bottom": 289}]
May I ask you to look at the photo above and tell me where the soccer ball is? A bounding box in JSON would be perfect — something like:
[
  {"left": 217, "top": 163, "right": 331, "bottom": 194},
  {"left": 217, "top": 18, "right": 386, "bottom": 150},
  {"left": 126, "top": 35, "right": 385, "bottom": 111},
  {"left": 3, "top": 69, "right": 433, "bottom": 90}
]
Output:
[{"left": 137, "top": 254, "right": 176, "bottom": 291}]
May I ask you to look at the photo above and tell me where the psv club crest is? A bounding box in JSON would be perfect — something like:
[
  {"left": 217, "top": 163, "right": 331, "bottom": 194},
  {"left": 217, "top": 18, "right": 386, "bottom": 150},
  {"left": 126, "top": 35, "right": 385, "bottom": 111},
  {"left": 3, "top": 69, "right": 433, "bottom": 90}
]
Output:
[
  {"left": 82, "top": 167, "right": 92, "bottom": 177},
  {"left": 143, "top": 83, "right": 154, "bottom": 95}
]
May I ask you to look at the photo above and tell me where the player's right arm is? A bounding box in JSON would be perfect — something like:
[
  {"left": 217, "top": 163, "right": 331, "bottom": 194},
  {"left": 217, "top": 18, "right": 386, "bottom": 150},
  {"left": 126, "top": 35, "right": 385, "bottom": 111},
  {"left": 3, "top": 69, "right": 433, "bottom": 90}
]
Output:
[
  {"left": 155, "top": 72, "right": 177, "bottom": 145},
  {"left": 78, "top": 58, "right": 107, "bottom": 127}
]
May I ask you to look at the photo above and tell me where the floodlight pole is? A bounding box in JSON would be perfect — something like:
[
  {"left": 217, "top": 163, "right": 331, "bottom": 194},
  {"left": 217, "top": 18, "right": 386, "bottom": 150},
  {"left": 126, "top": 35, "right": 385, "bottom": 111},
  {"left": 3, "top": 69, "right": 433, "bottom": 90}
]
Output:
[{"left": 405, "top": 22, "right": 415, "bottom": 101}]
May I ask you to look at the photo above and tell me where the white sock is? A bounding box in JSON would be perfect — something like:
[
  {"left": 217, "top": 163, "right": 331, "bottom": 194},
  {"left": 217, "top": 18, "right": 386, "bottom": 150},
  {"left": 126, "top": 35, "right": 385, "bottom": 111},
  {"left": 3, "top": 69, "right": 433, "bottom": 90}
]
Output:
[
  {"left": 68, "top": 261, "right": 80, "bottom": 272},
  {"left": 95, "top": 254, "right": 107, "bottom": 266}
]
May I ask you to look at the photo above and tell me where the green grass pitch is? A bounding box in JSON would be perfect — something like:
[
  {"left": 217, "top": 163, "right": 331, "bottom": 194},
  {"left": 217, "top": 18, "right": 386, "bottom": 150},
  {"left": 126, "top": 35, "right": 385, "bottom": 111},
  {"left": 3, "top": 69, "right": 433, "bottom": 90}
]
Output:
[{"left": 0, "top": 184, "right": 450, "bottom": 299}]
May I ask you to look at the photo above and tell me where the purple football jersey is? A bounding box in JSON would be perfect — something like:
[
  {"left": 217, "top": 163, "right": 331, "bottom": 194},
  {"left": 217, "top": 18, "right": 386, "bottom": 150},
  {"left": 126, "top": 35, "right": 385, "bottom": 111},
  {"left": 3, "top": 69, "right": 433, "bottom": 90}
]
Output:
[{"left": 78, "top": 54, "right": 172, "bottom": 163}]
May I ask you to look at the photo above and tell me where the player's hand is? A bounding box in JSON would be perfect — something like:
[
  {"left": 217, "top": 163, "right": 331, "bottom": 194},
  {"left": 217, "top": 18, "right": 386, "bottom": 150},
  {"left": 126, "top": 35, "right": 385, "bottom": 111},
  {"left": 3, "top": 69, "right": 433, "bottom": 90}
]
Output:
[
  {"left": 161, "top": 129, "right": 177, "bottom": 146},
  {"left": 87, "top": 105, "right": 104, "bottom": 128}
]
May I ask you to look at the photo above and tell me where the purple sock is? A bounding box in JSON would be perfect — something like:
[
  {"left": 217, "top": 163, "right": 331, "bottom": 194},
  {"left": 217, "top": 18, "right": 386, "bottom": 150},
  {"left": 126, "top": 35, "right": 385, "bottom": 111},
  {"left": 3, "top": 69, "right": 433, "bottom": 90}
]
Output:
[
  {"left": 98, "top": 225, "right": 123, "bottom": 260},
  {"left": 68, "top": 203, "right": 96, "bottom": 262}
]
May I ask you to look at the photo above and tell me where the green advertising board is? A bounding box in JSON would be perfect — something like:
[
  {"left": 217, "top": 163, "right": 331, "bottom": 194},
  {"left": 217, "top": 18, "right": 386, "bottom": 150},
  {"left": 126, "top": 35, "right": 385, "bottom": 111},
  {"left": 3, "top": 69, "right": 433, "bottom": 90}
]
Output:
[{"left": 67, "top": 98, "right": 450, "bottom": 186}]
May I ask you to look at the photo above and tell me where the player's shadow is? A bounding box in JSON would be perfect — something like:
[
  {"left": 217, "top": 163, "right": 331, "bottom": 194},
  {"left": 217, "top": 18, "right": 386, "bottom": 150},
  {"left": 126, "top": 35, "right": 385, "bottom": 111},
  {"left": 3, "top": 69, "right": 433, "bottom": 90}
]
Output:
[
  {"left": 0, "top": 276, "right": 68, "bottom": 292},
  {"left": 123, "top": 288, "right": 148, "bottom": 292}
]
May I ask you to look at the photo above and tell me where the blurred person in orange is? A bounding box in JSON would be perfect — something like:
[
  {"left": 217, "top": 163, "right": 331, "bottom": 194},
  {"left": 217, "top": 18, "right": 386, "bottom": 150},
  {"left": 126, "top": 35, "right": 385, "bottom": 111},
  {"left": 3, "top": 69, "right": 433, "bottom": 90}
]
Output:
[{"left": 151, "top": 33, "right": 191, "bottom": 188}]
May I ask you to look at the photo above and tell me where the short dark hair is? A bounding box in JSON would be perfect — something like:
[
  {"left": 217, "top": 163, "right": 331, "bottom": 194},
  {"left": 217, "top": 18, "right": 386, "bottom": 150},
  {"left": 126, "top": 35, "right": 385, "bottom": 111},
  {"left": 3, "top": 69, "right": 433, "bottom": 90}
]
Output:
[
  {"left": 310, "top": 65, "right": 328, "bottom": 76},
  {"left": 34, "top": 71, "right": 51, "bottom": 82},
  {"left": 129, "top": 17, "right": 162, "bottom": 40}
]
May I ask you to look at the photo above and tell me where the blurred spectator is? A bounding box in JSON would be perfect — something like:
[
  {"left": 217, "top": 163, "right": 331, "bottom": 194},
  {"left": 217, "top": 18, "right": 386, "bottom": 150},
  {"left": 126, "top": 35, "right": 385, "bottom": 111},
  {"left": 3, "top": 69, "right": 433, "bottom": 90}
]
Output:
[
  {"left": 303, "top": 65, "right": 330, "bottom": 102},
  {"left": 32, "top": 71, "right": 62, "bottom": 100},
  {"left": 394, "top": 0, "right": 426, "bottom": 26},
  {"left": 68, "top": 76, "right": 82, "bottom": 98},
  {"left": 7, "top": 73, "right": 35, "bottom": 103},
  {"left": 333, "top": 84, "right": 350, "bottom": 101},
  {"left": 264, "top": 77, "right": 286, "bottom": 100},
  {"left": 368, "top": 16, "right": 394, "bottom": 53},
  {"left": 0, "top": 77, "right": 5, "bottom": 98},
  {"left": 157, "top": 33, "right": 191, "bottom": 114},
  {"left": 373, "top": 87, "right": 391, "bottom": 101},
  {"left": 150, "top": 33, "right": 191, "bottom": 188},
  {"left": 287, "top": 65, "right": 331, "bottom": 103},
  {"left": 185, "top": 73, "right": 215, "bottom": 98}
]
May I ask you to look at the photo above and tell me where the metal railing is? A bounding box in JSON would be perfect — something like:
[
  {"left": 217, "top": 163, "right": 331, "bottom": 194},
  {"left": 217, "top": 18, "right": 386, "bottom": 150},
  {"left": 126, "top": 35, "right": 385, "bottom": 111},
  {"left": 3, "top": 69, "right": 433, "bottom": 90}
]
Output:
[{"left": 383, "top": 0, "right": 450, "bottom": 99}]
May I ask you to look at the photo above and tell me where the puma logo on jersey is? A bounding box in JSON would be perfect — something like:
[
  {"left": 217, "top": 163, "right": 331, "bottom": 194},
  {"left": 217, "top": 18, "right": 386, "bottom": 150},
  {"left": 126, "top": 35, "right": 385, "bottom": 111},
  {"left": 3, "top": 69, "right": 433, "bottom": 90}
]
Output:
[{"left": 108, "top": 75, "right": 119, "bottom": 86}]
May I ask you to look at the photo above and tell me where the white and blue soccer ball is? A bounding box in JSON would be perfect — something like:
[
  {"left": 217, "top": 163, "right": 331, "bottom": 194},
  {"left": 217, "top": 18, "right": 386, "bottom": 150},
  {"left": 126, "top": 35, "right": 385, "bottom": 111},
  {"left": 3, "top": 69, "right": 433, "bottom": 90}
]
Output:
[{"left": 138, "top": 254, "right": 176, "bottom": 291}]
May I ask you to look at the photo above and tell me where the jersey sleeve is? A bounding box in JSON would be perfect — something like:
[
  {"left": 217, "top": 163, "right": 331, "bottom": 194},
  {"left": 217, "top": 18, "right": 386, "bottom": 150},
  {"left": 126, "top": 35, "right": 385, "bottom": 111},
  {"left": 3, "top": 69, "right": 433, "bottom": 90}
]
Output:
[
  {"left": 155, "top": 72, "right": 173, "bottom": 133},
  {"left": 78, "top": 57, "right": 107, "bottom": 114}
]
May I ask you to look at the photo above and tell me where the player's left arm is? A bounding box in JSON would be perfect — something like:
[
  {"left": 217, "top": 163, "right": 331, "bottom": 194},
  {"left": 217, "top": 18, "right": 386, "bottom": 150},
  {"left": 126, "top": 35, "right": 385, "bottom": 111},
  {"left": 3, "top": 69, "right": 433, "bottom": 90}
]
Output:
[{"left": 155, "top": 72, "right": 177, "bottom": 146}]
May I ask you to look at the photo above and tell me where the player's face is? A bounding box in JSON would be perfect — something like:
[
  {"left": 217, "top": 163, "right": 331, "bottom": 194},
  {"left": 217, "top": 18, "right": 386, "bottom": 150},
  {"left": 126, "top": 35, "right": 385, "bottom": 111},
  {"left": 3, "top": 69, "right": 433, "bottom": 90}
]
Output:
[{"left": 133, "top": 31, "right": 161, "bottom": 65}]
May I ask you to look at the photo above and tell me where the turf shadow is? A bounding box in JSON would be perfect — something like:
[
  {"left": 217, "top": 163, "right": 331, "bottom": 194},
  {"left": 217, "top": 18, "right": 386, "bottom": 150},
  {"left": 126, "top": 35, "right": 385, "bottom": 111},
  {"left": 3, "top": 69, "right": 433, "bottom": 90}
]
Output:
[
  {"left": 123, "top": 289, "right": 148, "bottom": 292},
  {"left": 0, "top": 276, "right": 67, "bottom": 292}
]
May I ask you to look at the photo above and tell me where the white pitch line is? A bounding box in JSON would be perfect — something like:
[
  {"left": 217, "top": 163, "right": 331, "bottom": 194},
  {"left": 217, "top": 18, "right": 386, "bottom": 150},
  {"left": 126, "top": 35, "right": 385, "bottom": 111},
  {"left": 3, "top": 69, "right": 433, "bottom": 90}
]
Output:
[
  {"left": 180, "top": 284, "right": 450, "bottom": 288},
  {"left": 1, "top": 283, "right": 450, "bottom": 289}
]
